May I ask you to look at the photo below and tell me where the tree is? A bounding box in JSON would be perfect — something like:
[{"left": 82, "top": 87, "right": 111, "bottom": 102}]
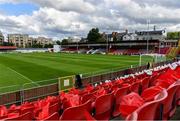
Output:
[
  {"left": 3, "top": 42, "right": 14, "bottom": 46},
  {"left": 87, "top": 28, "right": 101, "bottom": 43},
  {"left": 56, "top": 40, "right": 61, "bottom": 45},
  {"left": 113, "top": 36, "right": 117, "bottom": 42},
  {"left": 44, "top": 44, "right": 53, "bottom": 48},
  {"left": 61, "top": 39, "right": 68, "bottom": 45},
  {"left": 167, "top": 32, "right": 180, "bottom": 40},
  {"left": 32, "top": 43, "right": 43, "bottom": 48},
  {"left": 97, "top": 36, "right": 106, "bottom": 43}
]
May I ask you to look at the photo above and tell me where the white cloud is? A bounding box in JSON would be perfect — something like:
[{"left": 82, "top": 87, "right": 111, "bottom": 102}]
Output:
[{"left": 0, "top": 0, "right": 180, "bottom": 40}]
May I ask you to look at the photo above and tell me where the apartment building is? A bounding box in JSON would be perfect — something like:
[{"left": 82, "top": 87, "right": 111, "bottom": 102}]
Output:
[
  {"left": 8, "top": 34, "right": 29, "bottom": 48},
  {"left": 35, "top": 37, "right": 53, "bottom": 47},
  {"left": 0, "top": 31, "right": 4, "bottom": 45},
  {"left": 8, "top": 34, "right": 53, "bottom": 48}
]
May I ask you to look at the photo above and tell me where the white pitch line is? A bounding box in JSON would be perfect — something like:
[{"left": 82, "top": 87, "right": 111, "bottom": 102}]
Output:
[{"left": 7, "top": 67, "right": 40, "bottom": 86}]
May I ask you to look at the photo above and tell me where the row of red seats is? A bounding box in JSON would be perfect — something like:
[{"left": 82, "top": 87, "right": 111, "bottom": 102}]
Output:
[
  {"left": 126, "top": 81, "right": 180, "bottom": 120},
  {"left": 0, "top": 61, "right": 180, "bottom": 120}
]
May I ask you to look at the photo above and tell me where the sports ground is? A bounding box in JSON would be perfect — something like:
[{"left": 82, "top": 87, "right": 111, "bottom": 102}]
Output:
[{"left": 0, "top": 53, "right": 153, "bottom": 93}]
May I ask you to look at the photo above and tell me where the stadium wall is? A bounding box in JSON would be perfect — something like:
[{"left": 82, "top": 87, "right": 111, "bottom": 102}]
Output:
[{"left": 0, "top": 60, "right": 175, "bottom": 106}]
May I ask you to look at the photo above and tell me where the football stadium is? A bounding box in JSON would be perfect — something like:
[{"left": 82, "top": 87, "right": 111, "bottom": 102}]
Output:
[{"left": 0, "top": 0, "right": 180, "bottom": 120}]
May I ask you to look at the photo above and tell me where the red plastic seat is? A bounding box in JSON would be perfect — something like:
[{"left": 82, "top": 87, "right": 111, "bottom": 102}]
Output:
[
  {"left": 130, "top": 82, "right": 140, "bottom": 94},
  {"left": 8, "top": 108, "right": 20, "bottom": 114},
  {"left": 19, "top": 112, "right": 33, "bottom": 120},
  {"left": 162, "top": 80, "right": 180, "bottom": 120},
  {"left": 113, "top": 85, "right": 130, "bottom": 117},
  {"left": 119, "top": 92, "right": 144, "bottom": 118},
  {"left": 5, "top": 112, "right": 19, "bottom": 120},
  {"left": 60, "top": 100, "right": 92, "bottom": 120},
  {"left": 81, "top": 91, "right": 97, "bottom": 104},
  {"left": 5, "top": 115, "right": 20, "bottom": 120},
  {"left": 49, "top": 103, "right": 59, "bottom": 115},
  {"left": 0, "top": 115, "right": 7, "bottom": 120},
  {"left": 93, "top": 93, "right": 114, "bottom": 120},
  {"left": 126, "top": 89, "right": 168, "bottom": 121},
  {"left": 125, "top": 112, "right": 138, "bottom": 121},
  {"left": 176, "top": 88, "right": 180, "bottom": 105},
  {"left": 89, "top": 86, "right": 99, "bottom": 93},
  {"left": 5, "top": 112, "right": 32, "bottom": 120},
  {"left": 78, "top": 90, "right": 88, "bottom": 97},
  {"left": 149, "top": 74, "right": 160, "bottom": 86},
  {"left": 20, "top": 106, "right": 34, "bottom": 115},
  {"left": 141, "top": 77, "right": 150, "bottom": 92},
  {"left": 141, "top": 86, "right": 163, "bottom": 102},
  {"left": 41, "top": 112, "right": 59, "bottom": 121}
]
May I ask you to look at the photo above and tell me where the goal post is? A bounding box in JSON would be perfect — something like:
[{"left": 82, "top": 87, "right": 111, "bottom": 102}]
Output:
[
  {"left": 58, "top": 75, "right": 75, "bottom": 92},
  {"left": 139, "top": 54, "right": 167, "bottom": 66}
]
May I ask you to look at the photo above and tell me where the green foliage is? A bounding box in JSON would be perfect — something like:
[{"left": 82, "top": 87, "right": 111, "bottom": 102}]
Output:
[
  {"left": 2, "top": 42, "right": 14, "bottom": 46},
  {"left": 61, "top": 39, "right": 68, "bottom": 45},
  {"left": 56, "top": 40, "right": 61, "bottom": 45},
  {"left": 97, "top": 36, "right": 106, "bottom": 43},
  {"left": 167, "top": 32, "right": 180, "bottom": 40},
  {"left": 113, "top": 36, "right": 117, "bottom": 42},
  {"left": 87, "top": 28, "right": 101, "bottom": 43},
  {"left": 44, "top": 44, "right": 53, "bottom": 48},
  {"left": 32, "top": 43, "right": 43, "bottom": 48}
]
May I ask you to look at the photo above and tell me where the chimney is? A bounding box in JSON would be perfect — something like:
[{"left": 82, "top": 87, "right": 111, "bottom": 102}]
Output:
[
  {"left": 125, "top": 29, "right": 128, "bottom": 34},
  {"left": 153, "top": 25, "right": 156, "bottom": 31}
]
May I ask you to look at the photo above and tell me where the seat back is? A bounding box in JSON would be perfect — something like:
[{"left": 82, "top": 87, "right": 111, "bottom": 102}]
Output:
[
  {"left": 20, "top": 106, "right": 34, "bottom": 115},
  {"left": 94, "top": 93, "right": 113, "bottom": 120},
  {"left": 126, "top": 112, "right": 138, "bottom": 121},
  {"left": 176, "top": 88, "right": 180, "bottom": 105},
  {"left": 163, "top": 81, "right": 180, "bottom": 114},
  {"left": 115, "top": 85, "right": 130, "bottom": 102},
  {"left": 42, "top": 112, "right": 59, "bottom": 121},
  {"left": 81, "top": 91, "right": 97, "bottom": 104},
  {"left": 78, "top": 90, "right": 88, "bottom": 97},
  {"left": 141, "top": 77, "right": 150, "bottom": 92},
  {"left": 5, "top": 113, "right": 20, "bottom": 120},
  {"left": 5, "top": 116, "right": 20, "bottom": 120},
  {"left": 130, "top": 82, "right": 140, "bottom": 94},
  {"left": 20, "top": 112, "right": 33, "bottom": 120},
  {"left": 60, "top": 100, "right": 91, "bottom": 120},
  {"left": 113, "top": 86, "right": 130, "bottom": 117},
  {"left": 49, "top": 103, "right": 59, "bottom": 115},
  {"left": 126, "top": 89, "right": 168, "bottom": 120},
  {"left": 141, "top": 86, "right": 163, "bottom": 102}
]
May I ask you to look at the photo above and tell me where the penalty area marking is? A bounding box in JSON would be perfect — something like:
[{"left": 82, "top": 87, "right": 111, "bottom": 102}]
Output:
[{"left": 7, "top": 67, "right": 40, "bottom": 86}]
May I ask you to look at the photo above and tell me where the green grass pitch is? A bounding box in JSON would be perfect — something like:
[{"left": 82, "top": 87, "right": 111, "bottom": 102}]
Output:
[{"left": 0, "top": 53, "right": 153, "bottom": 93}]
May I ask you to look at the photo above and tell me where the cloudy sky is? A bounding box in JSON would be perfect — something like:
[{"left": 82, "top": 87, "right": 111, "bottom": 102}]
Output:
[{"left": 0, "top": 0, "right": 180, "bottom": 40}]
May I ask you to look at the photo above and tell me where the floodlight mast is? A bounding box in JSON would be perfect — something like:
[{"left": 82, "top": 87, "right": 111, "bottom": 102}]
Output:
[
  {"left": 106, "top": 26, "right": 110, "bottom": 54},
  {"left": 106, "top": 34, "right": 108, "bottom": 54},
  {"left": 74, "top": 24, "right": 80, "bottom": 54},
  {"left": 147, "top": 19, "right": 150, "bottom": 54}
]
